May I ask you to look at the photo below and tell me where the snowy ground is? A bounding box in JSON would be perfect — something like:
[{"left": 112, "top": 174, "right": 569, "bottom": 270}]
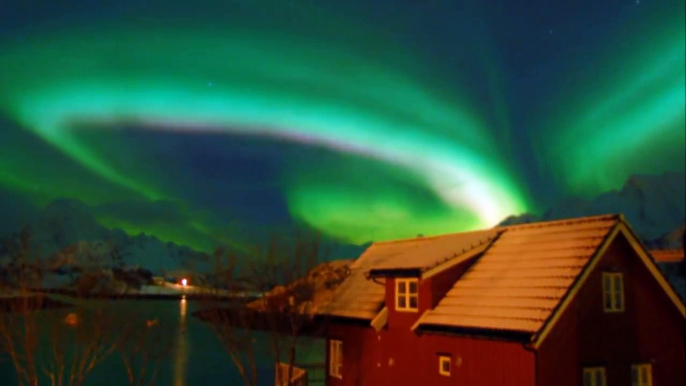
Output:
[
  {"left": 1, "top": 283, "right": 259, "bottom": 300},
  {"left": 136, "top": 282, "right": 258, "bottom": 297}
]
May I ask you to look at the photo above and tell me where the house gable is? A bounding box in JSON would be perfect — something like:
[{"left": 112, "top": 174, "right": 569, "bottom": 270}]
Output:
[
  {"left": 535, "top": 226, "right": 686, "bottom": 385},
  {"left": 323, "top": 214, "right": 684, "bottom": 346},
  {"left": 532, "top": 221, "right": 686, "bottom": 348}
]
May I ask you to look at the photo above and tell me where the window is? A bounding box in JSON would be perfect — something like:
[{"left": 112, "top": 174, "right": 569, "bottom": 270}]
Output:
[
  {"left": 329, "top": 339, "right": 343, "bottom": 379},
  {"left": 632, "top": 364, "right": 652, "bottom": 386},
  {"left": 396, "top": 278, "right": 419, "bottom": 311},
  {"left": 583, "top": 367, "right": 606, "bottom": 386},
  {"left": 602, "top": 272, "right": 624, "bottom": 312},
  {"left": 438, "top": 356, "right": 451, "bottom": 376}
]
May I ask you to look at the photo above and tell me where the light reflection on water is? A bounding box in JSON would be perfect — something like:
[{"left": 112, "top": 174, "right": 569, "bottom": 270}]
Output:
[
  {"left": 174, "top": 297, "right": 188, "bottom": 386},
  {"left": 0, "top": 299, "right": 323, "bottom": 385}
]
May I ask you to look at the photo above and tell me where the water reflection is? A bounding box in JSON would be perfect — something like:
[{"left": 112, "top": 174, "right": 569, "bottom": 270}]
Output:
[{"left": 174, "top": 297, "right": 188, "bottom": 386}]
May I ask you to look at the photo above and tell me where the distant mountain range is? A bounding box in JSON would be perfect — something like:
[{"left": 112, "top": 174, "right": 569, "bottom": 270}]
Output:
[
  {"left": 501, "top": 172, "right": 685, "bottom": 249},
  {"left": 1, "top": 173, "right": 683, "bottom": 280},
  {"left": 0, "top": 198, "right": 210, "bottom": 275}
]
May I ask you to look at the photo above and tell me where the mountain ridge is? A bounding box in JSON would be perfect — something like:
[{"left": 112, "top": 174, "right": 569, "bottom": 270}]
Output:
[
  {"left": 500, "top": 172, "right": 685, "bottom": 244},
  {"left": 1, "top": 198, "right": 210, "bottom": 275},
  {"left": 1, "top": 172, "right": 683, "bottom": 278}
]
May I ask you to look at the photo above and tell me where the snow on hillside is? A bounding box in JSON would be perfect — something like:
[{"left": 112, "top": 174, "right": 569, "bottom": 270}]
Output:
[
  {"left": 646, "top": 224, "right": 686, "bottom": 250},
  {"left": 501, "top": 172, "right": 686, "bottom": 242},
  {"left": 0, "top": 198, "right": 210, "bottom": 275}
]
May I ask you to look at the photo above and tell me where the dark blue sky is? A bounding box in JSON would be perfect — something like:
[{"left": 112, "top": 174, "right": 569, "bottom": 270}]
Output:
[{"left": 0, "top": 0, "right": 683, "bottom": 250}]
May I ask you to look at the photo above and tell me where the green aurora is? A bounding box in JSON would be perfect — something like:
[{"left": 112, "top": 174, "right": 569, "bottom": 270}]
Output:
[
  {"left": 0, "top": 18, "right": 525, "bottom": 245},
  {"left": 539, "top": 12, "right": 685, "bottom": 196},
  {"left": 0, "top": 1, "right": 683, "bottom": 249}
]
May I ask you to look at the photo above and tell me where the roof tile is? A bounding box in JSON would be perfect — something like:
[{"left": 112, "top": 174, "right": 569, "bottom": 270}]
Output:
[
  {"left": 323, "top": 229, "right": 498, "bottom": 319},
  {"left": 420, "top": 214, "right": 620, "bottom": 334},
  {"left": 322, "top": 214, "right": 622, "bottom": 334},
  {"left": 651, "top": 249, "right": 684, "bottom": 263}
]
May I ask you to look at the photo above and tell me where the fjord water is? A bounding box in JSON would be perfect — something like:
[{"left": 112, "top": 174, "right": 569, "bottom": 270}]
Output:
[{"left": 0, "top": 299, "right": 324, "bottom": 386}]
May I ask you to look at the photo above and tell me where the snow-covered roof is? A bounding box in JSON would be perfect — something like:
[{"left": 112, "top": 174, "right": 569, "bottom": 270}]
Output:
[
  {"left": 321, "top": 230, "right": 496, "bottom": 320},
  {"left": 368, "top": 229, "right": 498, "bottom": 274},
  {"left": 650, "top": 249, "right": 684, "bottom": 263},
  {"left": 323, "top": 213, "right": 685, "bottom": 343},
  {"left": 420, "top": 214, "right": 620, "bottom": 334}
]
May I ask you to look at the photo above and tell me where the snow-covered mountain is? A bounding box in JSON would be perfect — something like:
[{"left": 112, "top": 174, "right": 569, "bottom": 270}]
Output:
[
  {"left": 1, "top": 198, "right": 210, "bottom": 275},
  {"left": 2, "top": 172, "right": 683, "bottom": 280},
  {"left": 646, "top": 224, "right": 686, "bottom": 250},
  {"left": 501, "top": 172, "right": 686, "bottom": 243}
]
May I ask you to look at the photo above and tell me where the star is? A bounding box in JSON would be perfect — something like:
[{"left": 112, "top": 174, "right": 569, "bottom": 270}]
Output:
[{"left": 207, "top": 82, "right": 213, "bottom": 87}]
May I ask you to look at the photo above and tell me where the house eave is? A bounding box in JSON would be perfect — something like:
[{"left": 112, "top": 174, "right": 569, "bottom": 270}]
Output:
[
  {"left": 416, "top": 324, "right": 533, "bottom": 343},
  {"left": 366, "top": 268, "right": 422, "bottom": 278}
]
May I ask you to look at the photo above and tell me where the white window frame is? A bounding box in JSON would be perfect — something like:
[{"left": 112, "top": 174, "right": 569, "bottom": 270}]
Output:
[
  {"left": 328, "top": 339, "right": 343, "bottom": 379},
  {"left": 438, "top": 356, "right": 451, "bottom": 377},
  {"left": 602, "top": 272, "right": 624, "bottom": 312},
  {"left": 583, "top": 367, "right": 606, "bottom": 386},
  {"left": 631, "top": 363, "right": 652, "bottom": 386},
  {"left": 395, "top": 278, "right": 419, "bottom": 312}
]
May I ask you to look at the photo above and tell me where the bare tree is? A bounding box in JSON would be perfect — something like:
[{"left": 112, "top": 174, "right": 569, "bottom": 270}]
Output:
[
  {"left": 0, "top": 227, "right": 45, "bottom": 386},
  {"left": 37, "top": 305, "right": 122, "bottom": 386},
  {"left": 196, "top": 232, "right": 350, "bottom": 386},
  {"left": 195, "top": 247, "right": 259, "bottom": 386},
  {"left": 0, "top": 229, "right": 173, "bottom": 386},
  {"left": 116, "top": 314, "right": 175, "bottom": 386}
]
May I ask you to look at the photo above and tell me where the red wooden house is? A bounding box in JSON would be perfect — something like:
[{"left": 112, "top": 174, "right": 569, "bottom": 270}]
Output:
[{"left": 319, "top": 214, "right": 685, "bottom": 386}]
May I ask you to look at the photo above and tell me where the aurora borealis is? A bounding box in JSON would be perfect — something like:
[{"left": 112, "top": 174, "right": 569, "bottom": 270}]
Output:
[{"left": 0, "top": 0, "right": 684, "bottom": 250}]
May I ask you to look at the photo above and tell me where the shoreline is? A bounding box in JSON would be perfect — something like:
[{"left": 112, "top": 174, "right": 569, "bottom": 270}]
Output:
[
  {"left": 0, "top": 293, "right": 73, "bottom": 312},
  {"left": 19, "top": 287, "right": 262, "bottom": 302}
]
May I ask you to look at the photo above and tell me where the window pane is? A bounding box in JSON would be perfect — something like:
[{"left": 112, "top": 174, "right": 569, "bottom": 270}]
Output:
[
  {"left": 398, "top": 281, "right": 406, "bottom": 294},
  {"left": 603, "top": 274, "right": 611, "bottom": 291},
  {"left": 595, "top": 371, "right": 603, "bottom": 386},
  {"left": 409, "top": 281, "right": 418, "bottom": 294},
  {"left": 613, "top": 292, "right": 622, "bottom": 310},
  {"left": 337, "top": 342, "right": 343, "bottom": 369},
  {"left": 604, "top": 293, "right": 613, "bottom": 309},
  {"left": 583, "top": 371, "right": 592, "bottom": 386},
  {"left": 398, "top": 296, "right": 407, "bottom": 308},
  {"left": 409, "top": 295, "right": 418, "bottom": 309},
  {"left": 641, "top": 367, "right": 649, "bottom": 383},
  {"left": 613, "top": 275, "right": 622, "bottom": 291},
  {"left": 329, "top": 341, "right": 335, "bottom": 375},
  {"left": 632, "top": 367, "right": 639, "bottom": 385},
  {"left": 442, "top": 359, "right": 450, "bottom": 373}
]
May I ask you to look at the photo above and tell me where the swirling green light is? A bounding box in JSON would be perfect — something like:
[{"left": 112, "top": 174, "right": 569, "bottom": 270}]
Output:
[
  {"left": 0, "top": 19, "right": 528, "bottom": 244},
  {"left": 542, "top": 23, "right": 685, "bottom": 196}
]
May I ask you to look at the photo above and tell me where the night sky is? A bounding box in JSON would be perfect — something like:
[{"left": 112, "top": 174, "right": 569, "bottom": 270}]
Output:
[{"left": 0, "top": 0, "right": 684, "bottom": 251}]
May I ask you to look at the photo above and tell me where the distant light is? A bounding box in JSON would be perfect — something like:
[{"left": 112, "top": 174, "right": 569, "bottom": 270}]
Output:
[
  {"left": 181, "top": 278, "right": 188, "bottom": 286},
  {"left": 64, "top": 313, "right": 78, "bottom": 326}
]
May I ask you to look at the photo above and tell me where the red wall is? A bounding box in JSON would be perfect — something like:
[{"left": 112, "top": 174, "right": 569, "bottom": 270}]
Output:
[
  {"left": 537, "top": 234, "right": 686, "bottom": 385},
  {"left": 326, "top": 323, "right": 535, "bottom": 386},
  {"left": 326, "top": 262, "right": 535, "bottom": 386}
]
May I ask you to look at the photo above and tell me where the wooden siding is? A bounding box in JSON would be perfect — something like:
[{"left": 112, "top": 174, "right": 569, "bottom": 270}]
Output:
[
  {"left": 537, "top": 234, "right": 686, "bottom": 386},
  {"left": 326, "top": 322, "right": 535, "bottom": 386}
]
